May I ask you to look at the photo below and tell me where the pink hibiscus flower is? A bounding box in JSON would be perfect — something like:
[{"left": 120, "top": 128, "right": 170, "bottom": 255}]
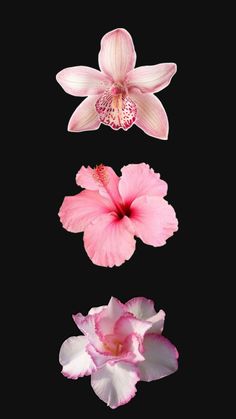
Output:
[
  {"left": 59, "top": 163, "right": 178, "bottom": 267},
  {"left": 59, "top": 297, "right": 178, "bottom": 409},
  {"left": 56, "top": 28, "right": 176, "bottom": 139}
]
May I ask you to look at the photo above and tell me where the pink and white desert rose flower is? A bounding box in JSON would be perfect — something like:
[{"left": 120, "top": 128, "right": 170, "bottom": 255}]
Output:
[
  {"left": 56, "top": 28, "right": 176, "bottom": 139},
  {"left": 59, "top": 297, "right": 178, "bottom": 409},
  {"left": 59, "top": 163, "right": 178, "bottom": 267}
]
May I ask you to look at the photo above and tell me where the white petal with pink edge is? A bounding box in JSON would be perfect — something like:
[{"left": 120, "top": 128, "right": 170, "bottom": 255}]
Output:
[
  {"left": 95, "top": 297, "right": 126, "bottom": 337},
  {"left": 87, "top": 333, "right": 144, "bottom": 368},
  {"left": 72, "top": 312, "right": 104, "bottom": 352},
  {"left": 67, "top": 96, "right": 101, "bottom": 132},
  {"left": 147, "top": 309, "right": 166, "bottom": 334},
  {"left": 130, "top": 195, "right": 178, "bottom": 246},
  {"left": 130, "top": 91, "right": 169, "bottom": 139},
  {"left": 114, "top": 313, "right": 152, "bottom": 339},
  {"left": 98, "top": 28, "right": 136, "bottom": 82},
  {"left": 88, "top": 305, "right": 107, "bottom": 315},
  {"left": 125, "top": 297, "right": 156, "bottom": 319},
  {"left": 138, "top": 334, "right": 178, "bottom": 382},
  {"left": 119, "top": 163, "right": 167, "bottom": 207},
  {"left": 56, "top": 66, "right": 111, "bottom": 96},
  {"left": 126, "top": 63, "right": 177, "bottom": 94},
  {"left": 83, "top": 214, "right": 136, "bottom": 267},
  {"left": 91, "top": 361, "right": 140, "bottom": 409},
  {"left": 59, "top": 336, "right": 96, "bottom": 379},
  {"left": 58, "top": 190, "right": 114, "bottom": 233}
]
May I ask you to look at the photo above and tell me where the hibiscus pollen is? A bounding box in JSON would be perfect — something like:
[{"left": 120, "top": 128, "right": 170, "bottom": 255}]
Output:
[{"left": 93, "top": 164, "right": 109, "bottom": 186}]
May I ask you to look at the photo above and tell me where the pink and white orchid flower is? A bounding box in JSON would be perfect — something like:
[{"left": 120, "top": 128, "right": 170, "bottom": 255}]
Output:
[
  {"left": 59, "top": 297, "right": 178, "bottom": 409},
  {"left": 59, "top": 163, "right": 178, "bottom": 267},
  {"left": 56, "top": 28, "right": 176, "bottom": 139}
]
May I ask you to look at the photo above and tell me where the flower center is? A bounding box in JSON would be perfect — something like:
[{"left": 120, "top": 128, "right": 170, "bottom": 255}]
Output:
[
  {"left": 92, "top": 164, "right": 132, "bottom": 219},
  {"left": 103, "top": 335, "right": 124, "bottom": 356},
  {"left": 95, "top": 83, "right": 137, "bottom": 131}
]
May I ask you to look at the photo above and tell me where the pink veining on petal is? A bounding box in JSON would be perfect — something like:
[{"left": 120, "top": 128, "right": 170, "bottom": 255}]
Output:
[
  {"left": 95, "top": 89, "right": 137, "bottom": 131},
  {"left": 56, "top": 28, "right": 176, "bottom": 139},
  {"left": 59, "top": 297, "right": 178, "bottom": 408}
]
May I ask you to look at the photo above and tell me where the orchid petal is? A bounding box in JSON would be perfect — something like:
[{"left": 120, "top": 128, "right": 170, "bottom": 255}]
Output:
[
  {"left": 56, "top": 66, "right": 111, "bottom": 96},
  {"left": 126, "top": 63, "right": 177, "bottom": 93},
  {"left": 130, "top": 91, "right": 169, "bottom": 139},
  {"left": 98, "top": 28, "right": 136, "bottom": 81},
  {"left": 68, "top": 96, "right": 101, "bottom": 132}
]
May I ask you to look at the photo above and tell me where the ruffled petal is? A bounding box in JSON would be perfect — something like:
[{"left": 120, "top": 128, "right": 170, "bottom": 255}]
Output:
[
  {"left": 119, "top": 163, "right": 167, "bottom": 207},
  {"left": 130, "top": 195, "right": 178, "bottom": 246},
  {"left": 83, "top": 214, "right": 136, "bottom": 267},
  {"left": 95, "top": 297, "right": 126, "bottom": 338},
  {"left": 59, "top": 336, "right": 96, "bottom": 379},
  {"left": 91, "top": 361, "right": 139, "bottom": 409},
  {"left": 125, "top": 297, "right": 156, "bottom": 319},
  {"left": 114, "top": 313, "right": 152, "bottom": 339},
  {"left": 138, "top": 334, "right": 178, "bottom": 382},
  {"left": 58, "top": 190, "right": 114, "bottom": 233},
  {"left": 147, "top": 310, "right": 166, "bottom": 334}
]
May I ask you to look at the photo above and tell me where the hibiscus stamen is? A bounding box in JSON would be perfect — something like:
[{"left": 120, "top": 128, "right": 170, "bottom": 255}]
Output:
[{"left": 93, "top": 164, "right": 109, "bottom": 186}]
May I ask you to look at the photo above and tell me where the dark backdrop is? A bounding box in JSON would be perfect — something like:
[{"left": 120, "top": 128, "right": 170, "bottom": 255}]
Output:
[{"left": 14, "top": 3, "right": 211, "bottom": 417}]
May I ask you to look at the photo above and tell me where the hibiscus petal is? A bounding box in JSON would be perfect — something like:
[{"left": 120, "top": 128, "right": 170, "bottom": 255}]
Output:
[
  {"left": 130, "top": 195, "right": 178, "bottom": 246},
  {"left": 125, "top": 297, "right": 156, "bottom": 319},
  {"left": 58, "top": 190, "right": 114, "bottom": 233},
  {"left": 126, "top": 63, "right": 177, "bottom": 94},
  {"left": 76, "top": 165, "right": 122, "bottom": 206},
  {"left": 130, "top": 92, "right": 169, "bottom": 140},
  {"left": 119, "top": 163, "right": 167, "bottom": 207},
  {"left": 98, "top": 28, "right": 136, "bottom": 82},
  {"left": 68, "top": 96, "right": 101, "bottom": 132},
  {"left": 83, "top": 214, "right": 136, "bottom": 267},
  {"left": 147, "top": 310, "right": 166, "bottom": 334},
  {"left": 138, "top": 334, "right": 178, "bottom": 382},
  {"left": 56, "top": 66, "right": 111, "bottom": 96},
  {"left": 114, "top": 313, "right": 152, "bottom": 339},
  {"left": 91, "top": 361, "right": 139, "bottom": 409},
  {"left": 59, "top": 336, "right": 96, "bottom": 379}
]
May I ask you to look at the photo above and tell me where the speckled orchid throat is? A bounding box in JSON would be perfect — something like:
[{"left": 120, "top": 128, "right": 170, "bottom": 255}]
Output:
[{"left": 95, "top": 83, "right": 137, "bottom": 130}]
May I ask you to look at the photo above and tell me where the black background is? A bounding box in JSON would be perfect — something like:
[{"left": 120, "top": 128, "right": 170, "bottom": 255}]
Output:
[{"left": 13, "top": 2, "right": 213, "bottom": 417}]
